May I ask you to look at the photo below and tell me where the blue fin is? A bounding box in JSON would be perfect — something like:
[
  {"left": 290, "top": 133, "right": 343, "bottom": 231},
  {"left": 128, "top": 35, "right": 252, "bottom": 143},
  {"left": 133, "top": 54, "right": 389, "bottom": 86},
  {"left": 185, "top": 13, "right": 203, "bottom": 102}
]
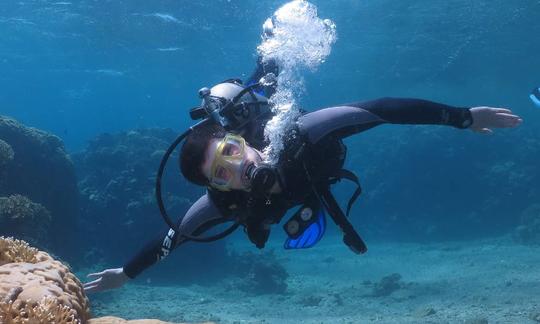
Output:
[
  {"left": 530, "top": 87, "right": 540, "bottom": 108},
  {"left": 284, "top": 209, "right": 326, "bottom": 249}
]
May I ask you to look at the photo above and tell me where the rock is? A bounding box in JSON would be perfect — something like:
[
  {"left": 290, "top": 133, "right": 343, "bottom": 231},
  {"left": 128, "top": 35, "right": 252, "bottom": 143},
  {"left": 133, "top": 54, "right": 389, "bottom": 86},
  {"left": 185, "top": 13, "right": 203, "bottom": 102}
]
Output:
[
  {"left": 0, "top": 237, "right": 90, "bottom": 323},
  {"left": 371, "top": 273, "right": 402, "bottom": 297},
  {"left": 464, "top": 317, "right": 489, "bottom": 324},
  {"left": 0, "top": 115, "right": 78, "bottom": 255},
  {"left": 299, "top": 295, "right": 323, "bottom": 307},
  {"left": 231, "top": 250, "right": 289, "bottom": 294},
  {"left": 333, "top": 293, "right": 344, "bottom": 306},
  {"left": 413, "top": 307, "right": 436, "bottom": 317},
  {"left": 530, "top": 312, "right": 540, "bottom": 322}
]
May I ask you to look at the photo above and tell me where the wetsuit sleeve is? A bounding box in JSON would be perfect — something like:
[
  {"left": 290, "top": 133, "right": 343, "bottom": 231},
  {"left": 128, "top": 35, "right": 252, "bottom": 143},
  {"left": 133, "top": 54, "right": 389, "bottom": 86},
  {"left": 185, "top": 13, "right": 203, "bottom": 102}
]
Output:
[
  {"left": 244, "top": 57, "right": 279, "bottom": 98},
  {"left": 350, "top": 97, "right": 473, "bottom": 128},
  {"left": 122, "top": 193, "right": 230, "bottom": 279},
  {"left": 298, "top": 97, "right": 473, "bottom": 143}
]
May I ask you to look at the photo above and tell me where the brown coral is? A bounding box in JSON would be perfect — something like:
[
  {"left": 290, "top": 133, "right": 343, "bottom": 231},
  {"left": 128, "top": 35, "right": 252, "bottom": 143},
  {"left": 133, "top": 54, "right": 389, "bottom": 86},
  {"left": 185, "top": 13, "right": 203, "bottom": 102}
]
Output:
[
  {"left": 0, "top": 236, "right": 38, "bottom": 266},
  {"left": 0, "top": 237, "right": 90, "bottom": 323}
]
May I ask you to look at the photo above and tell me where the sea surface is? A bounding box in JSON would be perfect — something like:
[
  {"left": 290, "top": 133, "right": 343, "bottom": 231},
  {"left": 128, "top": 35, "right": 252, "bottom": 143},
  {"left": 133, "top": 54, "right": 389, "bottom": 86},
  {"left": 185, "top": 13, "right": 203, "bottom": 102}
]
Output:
[{"left": 1, "top": 0, "right": 540, "bottom": 323}]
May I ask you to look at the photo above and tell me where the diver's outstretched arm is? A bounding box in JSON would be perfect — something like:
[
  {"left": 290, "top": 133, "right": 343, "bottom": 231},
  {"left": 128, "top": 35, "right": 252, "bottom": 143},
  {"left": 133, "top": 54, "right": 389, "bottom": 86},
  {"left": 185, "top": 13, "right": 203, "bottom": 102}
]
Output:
[
  {"left": 83, "top": 193, "right": 229, "bottom": 293},
  {"left": 349, "top": 98, "right": 521, "bottom": 131},
  {"left": 298, "top": 97, "right": 522, "bottom": 143},
  {"left": 349, "top": 97, "right": 474, "bottom": 128}
]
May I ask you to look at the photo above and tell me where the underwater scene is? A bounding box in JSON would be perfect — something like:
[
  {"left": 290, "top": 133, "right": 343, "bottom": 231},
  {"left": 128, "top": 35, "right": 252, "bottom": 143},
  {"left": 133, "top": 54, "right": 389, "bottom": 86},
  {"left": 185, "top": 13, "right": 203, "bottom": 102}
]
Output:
[{"left": 1, "top": 0, "right": 540, "bottom": 323}]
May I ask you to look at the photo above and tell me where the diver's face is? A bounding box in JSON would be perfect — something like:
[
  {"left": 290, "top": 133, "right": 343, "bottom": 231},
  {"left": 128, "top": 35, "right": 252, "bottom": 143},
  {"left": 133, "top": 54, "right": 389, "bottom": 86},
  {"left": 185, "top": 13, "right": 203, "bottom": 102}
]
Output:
[{"left": 202, "top": 136, "right": 263, "bottom": 191}]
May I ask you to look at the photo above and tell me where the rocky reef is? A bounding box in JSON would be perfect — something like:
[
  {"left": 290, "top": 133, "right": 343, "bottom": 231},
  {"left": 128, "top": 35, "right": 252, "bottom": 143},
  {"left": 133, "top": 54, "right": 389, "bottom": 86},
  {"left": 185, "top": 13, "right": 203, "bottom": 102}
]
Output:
[
  {"left": 73, "top": 129, "right": 197, "bottom": 262},
  {"left": 0, "top": 115, "right": 79, "bottom": 255},
  {"left": 0, "top": 139, "right": 14, "bottom": 168},
  {"left": 0, "top": 195, "right": 51, "bottom": 247}
]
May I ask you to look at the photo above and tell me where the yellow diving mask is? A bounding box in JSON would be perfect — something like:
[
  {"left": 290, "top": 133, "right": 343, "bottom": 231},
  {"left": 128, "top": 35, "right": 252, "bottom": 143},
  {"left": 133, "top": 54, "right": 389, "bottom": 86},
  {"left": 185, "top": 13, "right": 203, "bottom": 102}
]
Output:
[{"left": 210, "top": 133, "right": 248, "bottom": 191}]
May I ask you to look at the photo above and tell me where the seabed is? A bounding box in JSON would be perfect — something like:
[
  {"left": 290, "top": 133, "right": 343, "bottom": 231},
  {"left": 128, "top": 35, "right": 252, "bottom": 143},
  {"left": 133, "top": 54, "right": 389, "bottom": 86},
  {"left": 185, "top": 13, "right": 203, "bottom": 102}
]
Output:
[{"left": 89, "top": 237, "right": 540, "bottom": 324}]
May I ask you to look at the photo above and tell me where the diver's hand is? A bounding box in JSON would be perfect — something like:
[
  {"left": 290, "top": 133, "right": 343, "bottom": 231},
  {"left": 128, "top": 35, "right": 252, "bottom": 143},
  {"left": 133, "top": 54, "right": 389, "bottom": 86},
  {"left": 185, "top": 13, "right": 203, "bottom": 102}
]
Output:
[
  {"left": 469, "top": 106, "right": 522, "bottom": 134},
  {"left": 83, "top": 267, "right": 130, "bottom": 293}
]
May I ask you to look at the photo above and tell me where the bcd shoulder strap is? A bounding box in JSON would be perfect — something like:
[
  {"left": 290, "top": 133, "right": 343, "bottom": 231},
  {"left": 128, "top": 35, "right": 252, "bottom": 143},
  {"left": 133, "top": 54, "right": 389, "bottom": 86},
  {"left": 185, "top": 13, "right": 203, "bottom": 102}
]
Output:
[{"left": 329, "top": 168, "right": 362, "bottom": 217}]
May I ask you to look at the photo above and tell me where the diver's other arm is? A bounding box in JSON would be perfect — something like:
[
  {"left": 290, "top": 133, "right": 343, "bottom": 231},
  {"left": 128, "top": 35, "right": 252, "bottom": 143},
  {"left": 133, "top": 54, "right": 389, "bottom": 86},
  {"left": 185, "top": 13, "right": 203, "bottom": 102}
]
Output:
[
  {"left": 122, "top": 193, "right": 226, "bottom": 279},
  {"left": 298, "top": 98, "right": 474, "bottom": 144},
  {"left": 354, "top": 97, "right": 522, "bottom": 131},
  {"left": 298, "top": 98, "right": 522, "bottom": 144},
  {"left": 83, "top": 194, "right": 227, "bottom": 293}
]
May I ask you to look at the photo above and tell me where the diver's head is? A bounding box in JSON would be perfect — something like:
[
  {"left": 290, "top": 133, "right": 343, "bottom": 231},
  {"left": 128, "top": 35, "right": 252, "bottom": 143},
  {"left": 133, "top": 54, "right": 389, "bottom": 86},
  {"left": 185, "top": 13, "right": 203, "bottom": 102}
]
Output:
[{"left": 179, "top": 124, "right": 263, "bottom": 191}]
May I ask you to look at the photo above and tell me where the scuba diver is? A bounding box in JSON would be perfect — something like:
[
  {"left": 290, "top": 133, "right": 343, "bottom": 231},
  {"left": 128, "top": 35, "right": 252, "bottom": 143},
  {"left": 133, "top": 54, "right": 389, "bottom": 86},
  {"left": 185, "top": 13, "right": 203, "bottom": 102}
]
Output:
[{"left": 84, "top": 27, "right": 523, "bottom": 295}]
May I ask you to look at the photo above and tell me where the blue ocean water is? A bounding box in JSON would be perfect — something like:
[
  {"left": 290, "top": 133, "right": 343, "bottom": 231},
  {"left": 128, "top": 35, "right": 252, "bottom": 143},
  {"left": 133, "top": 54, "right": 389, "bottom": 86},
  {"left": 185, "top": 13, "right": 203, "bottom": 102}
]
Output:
[{"left": 2, "top": 0, "right": 540, "bottom": 323}]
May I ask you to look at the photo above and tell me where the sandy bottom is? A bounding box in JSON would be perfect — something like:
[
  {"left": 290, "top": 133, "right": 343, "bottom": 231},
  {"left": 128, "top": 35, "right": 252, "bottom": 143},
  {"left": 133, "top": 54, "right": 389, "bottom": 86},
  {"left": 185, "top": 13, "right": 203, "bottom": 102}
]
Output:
[{"left": 86, "top": 237, "right": 540, "bottom": 323}]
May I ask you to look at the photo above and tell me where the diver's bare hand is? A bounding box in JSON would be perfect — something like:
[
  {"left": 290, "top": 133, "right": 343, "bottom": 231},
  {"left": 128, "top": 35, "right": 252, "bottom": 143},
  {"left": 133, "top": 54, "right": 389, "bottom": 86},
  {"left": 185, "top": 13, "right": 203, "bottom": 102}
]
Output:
[
  {"left": 469, "top": 106, "right": 522, "bottom": 134},
  {"left": 83, "top": 267, "right": 129, "bottom": 293}
]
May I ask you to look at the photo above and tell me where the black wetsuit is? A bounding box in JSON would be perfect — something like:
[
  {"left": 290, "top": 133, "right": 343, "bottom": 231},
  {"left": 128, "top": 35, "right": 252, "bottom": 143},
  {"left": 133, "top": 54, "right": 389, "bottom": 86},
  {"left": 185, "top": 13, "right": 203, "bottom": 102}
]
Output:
[{"left": 123, "top": 62, "right": 473, "bottom": 279}]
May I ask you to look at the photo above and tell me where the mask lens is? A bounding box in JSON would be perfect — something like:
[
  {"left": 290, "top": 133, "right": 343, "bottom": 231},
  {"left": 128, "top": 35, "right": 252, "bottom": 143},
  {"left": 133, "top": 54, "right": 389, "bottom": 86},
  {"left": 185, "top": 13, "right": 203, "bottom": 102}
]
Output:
[
  {"left": 222, "top": 141, "right": 242, "bottom": 157},
  {"left": 213, "top": 165, "right": 232, "bottom": 185}
]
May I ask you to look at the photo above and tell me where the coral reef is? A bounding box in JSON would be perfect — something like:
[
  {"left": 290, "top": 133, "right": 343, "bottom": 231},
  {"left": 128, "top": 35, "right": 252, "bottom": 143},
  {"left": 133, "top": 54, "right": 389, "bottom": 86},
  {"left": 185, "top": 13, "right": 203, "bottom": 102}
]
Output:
[
  {"left": 0, "top": 237, "right": 90, "bottom": 323},
  {"left": 0, "top": 139, "right": 14, "bottom": 167},
  {"left": 230, "top": 250, "right": 289, "bottom": 294},
  {"left": 0, "top": 236, "right": 38, "bottom": 266},
  {"left": 0, "top": 115, "right": 79, "bottom": 255},
  {"left": 74, "top": 129, "right": 192, "bottom": 262},
  {"left": 514, "top": 204, "right": 540, "bottom": 245},
  {"left": 0, "top": 195, "right": 51, "bottom": 246}
]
